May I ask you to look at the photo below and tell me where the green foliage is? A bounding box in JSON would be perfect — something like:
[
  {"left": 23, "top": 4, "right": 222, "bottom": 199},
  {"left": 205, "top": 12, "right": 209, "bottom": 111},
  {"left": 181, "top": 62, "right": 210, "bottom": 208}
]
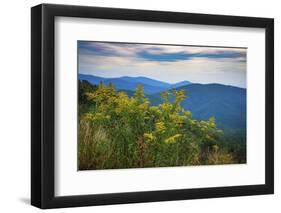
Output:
[
  {"left": 78, "top": 81, "right": 242, "bottom": 170},
  {"left": 79, "top": 80, "right": 97, "bottom": 104}
]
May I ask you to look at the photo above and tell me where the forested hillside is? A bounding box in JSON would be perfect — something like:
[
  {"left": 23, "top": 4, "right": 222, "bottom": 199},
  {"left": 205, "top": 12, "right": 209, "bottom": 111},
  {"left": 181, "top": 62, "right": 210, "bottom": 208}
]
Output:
[{"left": 78, "top": 80, "right": 246, "bottom": 170}]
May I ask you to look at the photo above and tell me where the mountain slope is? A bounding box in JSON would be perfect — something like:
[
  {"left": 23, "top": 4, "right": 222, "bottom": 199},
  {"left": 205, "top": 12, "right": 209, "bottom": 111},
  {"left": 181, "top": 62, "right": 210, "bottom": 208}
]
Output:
[
  {"left": 148, "top": 83, "right": 246, "bottom": 132},
  {"left": 79, "top": 74, "right": 193, "bottom": 94},
  {"left": 79, "top": 74, "right": 168, "bottom": 94},
  {"left": 170, "top": 80, "right": 191, "bottom": 88},
  {"left": 120, "top": 76, "right": 171, "bottom": 88}
]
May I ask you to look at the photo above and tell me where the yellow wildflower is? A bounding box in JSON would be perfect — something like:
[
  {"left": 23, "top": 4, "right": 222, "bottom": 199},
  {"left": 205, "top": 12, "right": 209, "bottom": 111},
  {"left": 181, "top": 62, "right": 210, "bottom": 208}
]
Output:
[
  {"left": 155, "top": 121, "right": 166, "bottom": 133},
  {"left": 164, "top": 134, "right": 182, "bottom": 144},
  {"left": 143, "top": 133, "right": 154, "bottom": 142}
]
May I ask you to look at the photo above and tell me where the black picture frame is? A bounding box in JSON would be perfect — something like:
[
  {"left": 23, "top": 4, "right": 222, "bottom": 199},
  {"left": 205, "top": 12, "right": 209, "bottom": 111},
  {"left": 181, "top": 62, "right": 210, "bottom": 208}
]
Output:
[{"left": 31, "top": 3, "right": 274, "bottom": 209}]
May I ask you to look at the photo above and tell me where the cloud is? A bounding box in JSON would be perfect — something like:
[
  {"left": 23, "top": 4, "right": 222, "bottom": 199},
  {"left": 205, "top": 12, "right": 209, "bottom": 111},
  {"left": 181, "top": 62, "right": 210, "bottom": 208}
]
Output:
[
  {"left": 78, "top": 41, "right": 247, "bottom": 88},
  {"left": 79, "top": 41, "right": 246, "bottom": 61}
]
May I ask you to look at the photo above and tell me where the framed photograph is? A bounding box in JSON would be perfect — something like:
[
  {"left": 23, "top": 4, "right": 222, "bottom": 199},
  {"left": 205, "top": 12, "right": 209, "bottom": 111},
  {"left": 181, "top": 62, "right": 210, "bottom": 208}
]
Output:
[{"left": 31, "top": 4, "right": 274, "bottom": 209}]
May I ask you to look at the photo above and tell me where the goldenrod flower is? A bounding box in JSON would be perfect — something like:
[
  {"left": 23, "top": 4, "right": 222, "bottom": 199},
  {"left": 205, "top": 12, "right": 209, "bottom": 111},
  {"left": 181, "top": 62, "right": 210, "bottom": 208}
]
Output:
[
  {"left": 164, "top": 134, "right": 182, "bottom": 144},
  {"left": 143, "top": 133, "right": 155, "bottom": 142},
  {"left": 155, "top": 121, "right": 166, "bottom": 133}
]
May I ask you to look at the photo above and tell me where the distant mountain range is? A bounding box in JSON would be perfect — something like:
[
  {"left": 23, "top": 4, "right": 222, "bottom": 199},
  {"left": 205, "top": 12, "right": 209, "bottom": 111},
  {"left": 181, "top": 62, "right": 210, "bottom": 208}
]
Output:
[
  {"left": 79, "top": 74, "right": 191, "bottom": 94},
  {"left": 79, "top": 74, "right": 246, "bottom": 134}
]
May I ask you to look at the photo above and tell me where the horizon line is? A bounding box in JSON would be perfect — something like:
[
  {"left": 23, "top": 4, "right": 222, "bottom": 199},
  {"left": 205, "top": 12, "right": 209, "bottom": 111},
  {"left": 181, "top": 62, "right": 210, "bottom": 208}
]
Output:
[{"left": 79, "top": 73, "right": 246, "bottom": 89}]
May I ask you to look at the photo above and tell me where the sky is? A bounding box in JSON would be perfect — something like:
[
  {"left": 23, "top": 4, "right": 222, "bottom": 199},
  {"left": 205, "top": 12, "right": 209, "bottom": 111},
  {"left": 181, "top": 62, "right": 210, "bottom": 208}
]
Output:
[{"left": 78, "top": 41, "right": 247, "bottom": 88}]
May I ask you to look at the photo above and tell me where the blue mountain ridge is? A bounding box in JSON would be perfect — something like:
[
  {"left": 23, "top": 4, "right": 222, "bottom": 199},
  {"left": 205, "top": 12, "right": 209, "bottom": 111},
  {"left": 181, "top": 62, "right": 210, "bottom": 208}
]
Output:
[{"left": 79, "top": 74, "right": 191, "bottom": 94}]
